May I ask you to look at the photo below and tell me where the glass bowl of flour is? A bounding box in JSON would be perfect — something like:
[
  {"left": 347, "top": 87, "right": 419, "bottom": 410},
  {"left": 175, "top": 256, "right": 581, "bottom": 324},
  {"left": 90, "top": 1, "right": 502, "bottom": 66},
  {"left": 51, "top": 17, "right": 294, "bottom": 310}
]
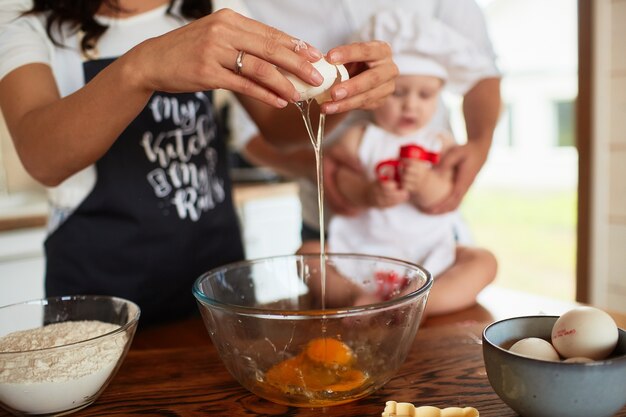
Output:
[{"left": 0, "top": 295, "right": 140, "bottom": 416}]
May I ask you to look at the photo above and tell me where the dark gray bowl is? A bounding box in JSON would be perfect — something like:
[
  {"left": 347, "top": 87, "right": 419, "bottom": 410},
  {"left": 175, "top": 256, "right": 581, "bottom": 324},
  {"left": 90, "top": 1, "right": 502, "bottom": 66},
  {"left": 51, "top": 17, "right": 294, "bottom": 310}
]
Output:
[{"left": 483, "top": 315, "right": 626, "bottom": 417}]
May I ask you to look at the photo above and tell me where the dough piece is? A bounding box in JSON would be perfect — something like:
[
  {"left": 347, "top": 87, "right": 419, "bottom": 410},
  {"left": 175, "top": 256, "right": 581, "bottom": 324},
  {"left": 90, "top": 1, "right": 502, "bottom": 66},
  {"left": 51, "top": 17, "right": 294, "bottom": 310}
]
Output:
[{"left": 381, "top": 401, "right": 479, "bottom": 417}]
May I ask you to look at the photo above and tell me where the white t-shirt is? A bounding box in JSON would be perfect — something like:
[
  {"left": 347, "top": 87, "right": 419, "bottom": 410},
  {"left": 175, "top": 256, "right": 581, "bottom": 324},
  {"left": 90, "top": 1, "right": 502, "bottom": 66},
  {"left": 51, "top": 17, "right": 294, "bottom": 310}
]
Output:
[
  {"left": 235, "top": 0, "right": 500, "bottom": 231},
  {"left": 0, "top": 1, "right": 187, "bottom": 230},
  {"left": 328, "top": 123, "right": 456, "bottom": 277}
]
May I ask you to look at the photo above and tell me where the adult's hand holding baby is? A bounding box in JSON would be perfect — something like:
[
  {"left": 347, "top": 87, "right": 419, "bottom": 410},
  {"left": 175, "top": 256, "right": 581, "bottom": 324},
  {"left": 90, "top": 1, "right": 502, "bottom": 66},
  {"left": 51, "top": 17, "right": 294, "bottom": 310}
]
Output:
[
  {"left": 323, "top": 144, "right": 364, "bottom": 216},
  {"left": 424, "top": 141, "right": 488, "bottom": 214},
  {"left": 425, "top": 78, "right": 500, "bottom": 214},
  {"left": 125, "top": 8, "right": 324, "bottom": 108}
]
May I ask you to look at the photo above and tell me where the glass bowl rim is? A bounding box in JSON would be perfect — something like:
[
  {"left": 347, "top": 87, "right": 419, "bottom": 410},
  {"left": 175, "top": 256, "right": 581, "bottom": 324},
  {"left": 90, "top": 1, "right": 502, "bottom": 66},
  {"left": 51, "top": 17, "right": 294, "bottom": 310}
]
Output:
[
  {"left": 192, "top": 253, "right": 433, "bottom": 318},
  {"left": 0, "top": 294, "right": 141, "bottom": 355}
]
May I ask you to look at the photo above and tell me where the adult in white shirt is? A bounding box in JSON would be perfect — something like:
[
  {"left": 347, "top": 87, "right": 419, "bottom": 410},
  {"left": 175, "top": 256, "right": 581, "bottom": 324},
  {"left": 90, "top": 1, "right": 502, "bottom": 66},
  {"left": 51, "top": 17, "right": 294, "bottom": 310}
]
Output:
[{"left": 235, "top": 0, "right": 501, "bottom": 241}]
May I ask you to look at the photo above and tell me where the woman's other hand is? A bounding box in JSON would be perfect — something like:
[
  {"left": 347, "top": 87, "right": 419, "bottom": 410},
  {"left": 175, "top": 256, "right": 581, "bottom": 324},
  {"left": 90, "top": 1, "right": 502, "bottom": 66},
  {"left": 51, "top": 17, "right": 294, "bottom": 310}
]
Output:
[{"left": 320, "top": 41, "right": 398, "bottom": 114}]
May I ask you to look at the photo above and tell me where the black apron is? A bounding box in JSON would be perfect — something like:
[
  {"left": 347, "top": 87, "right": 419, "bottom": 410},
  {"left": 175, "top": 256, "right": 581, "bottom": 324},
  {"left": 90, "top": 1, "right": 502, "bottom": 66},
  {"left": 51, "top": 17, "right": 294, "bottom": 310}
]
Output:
[{"left": 45, "top": 58, "right": 244, "bottom": 326}]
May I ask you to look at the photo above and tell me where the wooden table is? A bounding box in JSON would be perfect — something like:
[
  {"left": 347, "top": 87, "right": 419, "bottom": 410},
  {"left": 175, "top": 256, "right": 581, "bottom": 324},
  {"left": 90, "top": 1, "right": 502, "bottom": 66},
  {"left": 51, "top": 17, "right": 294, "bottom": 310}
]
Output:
[
  {"left": 2, "top": 287, "right": 625, "bottom": 416},
  {"left": 72, "top": 323, "right": 511, "bottom": 416},
  {"left": 26, "top": 321, "right": 626, "bottom": 417}
]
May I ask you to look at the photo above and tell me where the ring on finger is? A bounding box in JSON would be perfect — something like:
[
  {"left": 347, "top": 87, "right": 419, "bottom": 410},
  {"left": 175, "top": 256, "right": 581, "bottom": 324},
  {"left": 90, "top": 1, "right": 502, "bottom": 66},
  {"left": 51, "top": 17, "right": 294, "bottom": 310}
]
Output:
[
  {"left": 291, "top": 38, "right": 307, "bottom": 52},
  {"left": 235, "top": 50, "right": 246, "bottom": 75}
]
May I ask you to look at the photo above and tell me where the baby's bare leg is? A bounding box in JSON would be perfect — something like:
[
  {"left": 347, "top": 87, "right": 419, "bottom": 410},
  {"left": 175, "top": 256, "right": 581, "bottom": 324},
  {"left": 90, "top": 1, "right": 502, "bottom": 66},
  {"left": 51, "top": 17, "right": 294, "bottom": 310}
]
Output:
[
  {"left": 296, "top": 241, "right": 370, "bottom": 308},
  {"left": 424, "top": 246, "right": 497, "bottom": 317}
]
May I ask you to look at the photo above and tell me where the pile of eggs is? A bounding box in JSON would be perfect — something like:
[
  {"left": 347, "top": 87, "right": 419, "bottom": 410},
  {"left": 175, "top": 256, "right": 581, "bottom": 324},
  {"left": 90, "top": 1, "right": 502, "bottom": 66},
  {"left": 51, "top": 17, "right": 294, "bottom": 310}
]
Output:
[{"left": 509, "top": 306, "right": 619, "bottom": 362}]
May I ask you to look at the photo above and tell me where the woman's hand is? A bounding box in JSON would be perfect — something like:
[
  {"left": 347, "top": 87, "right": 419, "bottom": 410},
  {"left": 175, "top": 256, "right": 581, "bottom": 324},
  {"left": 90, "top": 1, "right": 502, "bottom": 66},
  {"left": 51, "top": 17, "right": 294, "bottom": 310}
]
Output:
[
  {"left": 320, "top": 41, "right": 398, "bottom": 114},
  {"left": 126, "top": 8, "right": 324, "bottom": 108}
]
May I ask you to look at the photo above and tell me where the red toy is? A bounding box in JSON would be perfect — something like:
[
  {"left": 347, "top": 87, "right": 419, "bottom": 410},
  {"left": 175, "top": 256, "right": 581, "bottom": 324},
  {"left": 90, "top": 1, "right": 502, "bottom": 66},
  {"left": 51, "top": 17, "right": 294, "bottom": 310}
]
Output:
[
  {"left": 375, "top": 144, "right": 440, "bottom": 181},
  {"left": 399, "top": 144, "right": 440, "bottom": 164},
  {"left": 375, "top": 159, "right": 401, "bottom": 182}
]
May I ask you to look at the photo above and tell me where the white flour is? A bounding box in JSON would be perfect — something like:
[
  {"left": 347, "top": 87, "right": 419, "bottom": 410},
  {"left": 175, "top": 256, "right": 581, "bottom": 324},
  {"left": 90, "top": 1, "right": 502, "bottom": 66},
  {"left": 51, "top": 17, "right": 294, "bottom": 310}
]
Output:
[{"left": 0, "top": 320, "right": 127, "bottom": 414}]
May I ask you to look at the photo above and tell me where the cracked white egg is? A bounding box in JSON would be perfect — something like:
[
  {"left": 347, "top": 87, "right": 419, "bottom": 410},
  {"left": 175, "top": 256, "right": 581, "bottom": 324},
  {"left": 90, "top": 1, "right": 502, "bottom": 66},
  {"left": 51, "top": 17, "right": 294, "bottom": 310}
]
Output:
[
  {"left": 551, "top": 306, "right": 619, "bottom": 360},
  {"left": 283, "top": 57, "right": 349, "bottom": 103},
  {"left": 509, "top": 337, "right": 560, "bottom": 361}
]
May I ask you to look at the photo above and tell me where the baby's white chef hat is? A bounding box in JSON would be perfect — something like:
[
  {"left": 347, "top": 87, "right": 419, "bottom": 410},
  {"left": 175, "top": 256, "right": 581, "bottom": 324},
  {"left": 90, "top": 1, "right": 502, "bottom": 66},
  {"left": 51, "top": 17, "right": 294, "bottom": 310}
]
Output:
[{"left": 357, "top": 8, "right": 497, "bottom": 94}]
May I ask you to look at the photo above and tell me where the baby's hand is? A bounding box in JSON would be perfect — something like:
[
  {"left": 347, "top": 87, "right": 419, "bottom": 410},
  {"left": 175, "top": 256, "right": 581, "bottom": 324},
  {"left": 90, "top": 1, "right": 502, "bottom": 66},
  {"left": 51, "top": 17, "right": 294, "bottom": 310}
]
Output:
[
  {"left": 367, "top": 179, "right": 409, "bottom": 208},
  {"left": 399, "top": 159, "right": 431, "bottom": 195}
]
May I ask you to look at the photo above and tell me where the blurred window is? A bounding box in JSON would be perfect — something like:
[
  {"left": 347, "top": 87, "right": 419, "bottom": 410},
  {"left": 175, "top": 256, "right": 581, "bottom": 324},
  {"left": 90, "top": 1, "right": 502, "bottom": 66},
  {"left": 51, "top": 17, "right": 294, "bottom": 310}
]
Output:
[{"left": 555, "top": 100, "right": 575, "bottom": 147}]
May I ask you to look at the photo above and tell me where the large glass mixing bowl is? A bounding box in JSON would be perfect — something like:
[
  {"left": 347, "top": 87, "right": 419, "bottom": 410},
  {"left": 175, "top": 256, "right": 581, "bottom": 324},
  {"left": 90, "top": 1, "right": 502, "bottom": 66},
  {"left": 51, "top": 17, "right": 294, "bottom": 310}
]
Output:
[{"left": 193, "top": 253, "right": 432, "bottom": 407}]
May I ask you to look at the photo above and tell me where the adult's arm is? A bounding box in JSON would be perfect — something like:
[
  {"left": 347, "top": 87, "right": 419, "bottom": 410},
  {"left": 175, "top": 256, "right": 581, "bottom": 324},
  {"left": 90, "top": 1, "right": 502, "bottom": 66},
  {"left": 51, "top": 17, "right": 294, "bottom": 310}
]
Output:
[
  {"left": 422, "top": 0, "right": 502, "bottom": 213},
  {"left": 0, "top": 9, "right": 324, "bottom": 186},
  {"left": 242, "top": 133, "right": 366, "bottom": 217},
  {"left": 241, "top": 135, "right": 316, "bottom": 180},
  {"left": 426, "top": 77, "right": 501, "bottom": 213}
]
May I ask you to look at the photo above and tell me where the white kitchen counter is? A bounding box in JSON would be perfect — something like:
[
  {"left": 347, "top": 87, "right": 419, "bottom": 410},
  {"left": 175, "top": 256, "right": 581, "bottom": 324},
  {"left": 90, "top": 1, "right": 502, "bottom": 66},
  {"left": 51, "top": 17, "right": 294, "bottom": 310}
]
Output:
[
  {"left": 0, "top": 192, "right": 47, "bottom": 306},
  {"left": 0, "top": 191, "right": 48, "bottom": 232},
  {"left": 0, "top": 226, "right": 46, "bottom": 307}
]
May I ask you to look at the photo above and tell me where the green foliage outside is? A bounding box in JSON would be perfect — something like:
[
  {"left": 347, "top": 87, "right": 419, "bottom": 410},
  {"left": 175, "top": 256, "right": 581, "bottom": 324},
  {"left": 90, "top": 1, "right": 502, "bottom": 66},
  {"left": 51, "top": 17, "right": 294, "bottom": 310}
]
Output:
[{"left": 461, "top": 187, "right": 577, "bottom": 301}]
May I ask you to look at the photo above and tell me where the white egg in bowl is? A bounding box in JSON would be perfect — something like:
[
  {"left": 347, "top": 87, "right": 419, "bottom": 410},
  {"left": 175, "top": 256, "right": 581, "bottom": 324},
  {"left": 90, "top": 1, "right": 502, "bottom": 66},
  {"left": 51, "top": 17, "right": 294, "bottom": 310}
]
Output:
[{"left": 482, "top": 315, "right": 626, "bottom": 417}]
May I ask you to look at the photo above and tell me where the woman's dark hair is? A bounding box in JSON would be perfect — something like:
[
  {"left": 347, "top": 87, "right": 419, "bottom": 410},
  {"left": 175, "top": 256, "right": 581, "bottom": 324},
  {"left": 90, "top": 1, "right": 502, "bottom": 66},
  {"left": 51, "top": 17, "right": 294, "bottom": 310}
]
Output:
[{"left": 28, "top": 0, "right": 212, "bottom": 53}]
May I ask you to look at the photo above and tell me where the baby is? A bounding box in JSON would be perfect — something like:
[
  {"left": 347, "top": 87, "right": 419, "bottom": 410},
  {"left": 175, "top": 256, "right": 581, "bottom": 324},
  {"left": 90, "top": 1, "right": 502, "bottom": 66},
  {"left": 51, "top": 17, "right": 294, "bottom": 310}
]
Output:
[{"left": 300, "top": 9, "right": 497, "bottom": 316}]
